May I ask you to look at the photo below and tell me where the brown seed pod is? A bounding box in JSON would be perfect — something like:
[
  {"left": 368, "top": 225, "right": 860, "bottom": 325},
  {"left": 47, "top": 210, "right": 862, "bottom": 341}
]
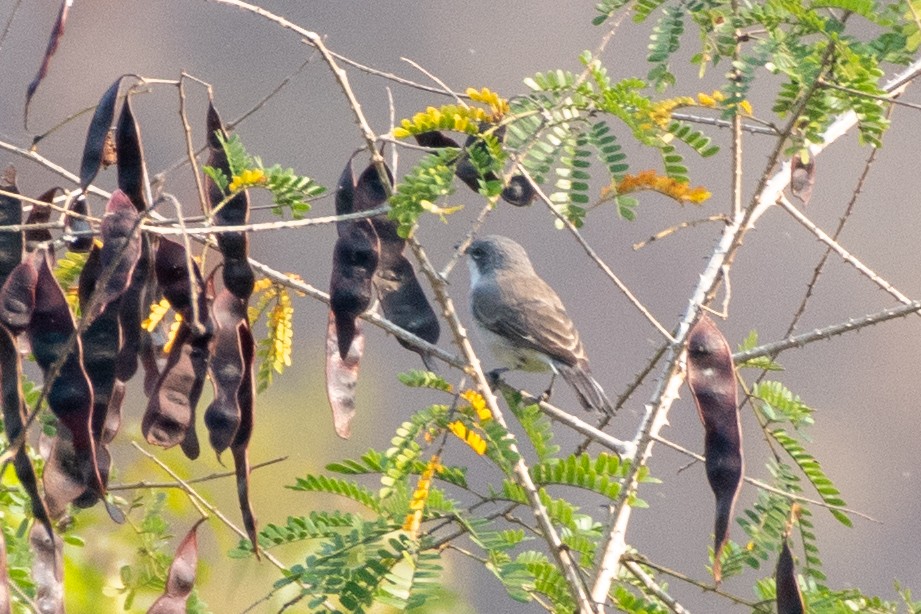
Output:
[
  {"left": 0, "top": 167, "right": 24, "bottom": 288},
  {"left": 205, "top": 101, "right": 254, "bottom": 300},
  {"left": 115, "top": 95, "right": 148, "bottom": 212},
  {"left": 154, "top": 237, "right": 209, "bottom": 335},
  {"left": 142, "top": 324, "right": 208, "bottom": 459},
  {"left": 0, "top": 325, "right": 54, "bottom": 545},
  {"left": 325, "top": 310, "right": 364, "bottom": 439},
  {"left": 147, "top": 519, "right": 206, "bottom": 613},
  {"left": 28, "top": 250, "right": 103, "bottom": 497},
  {"left": 204, "top": 289, "right": 247, "bottom": 455},
  {"left": 64, "top": 194, "right": 93, "bottom": 253},
  {"left": 790, "top": 152, "right": 816, "bottom": 206},
  {"left": 775, "top": 537, "right": 805, "bottom": 614},
  {"left": 0, "top": 252, "right": 39, "bottom": 335},
  {"left": 230, "top": 318, "right": 259, "bottom": 557},
  {"left": 25, "top": 188, "right": 58, "bottom": 251},
  {"left": 79, "top": 77, "right": 122, "bottom": 191},
  {"left": 686, "top": 314, "right": 742, "bottom": 584},
  {"left": 115, "top": 234, "right": 155, "bottom": 382},
  {"left": 24, "top": 0, "right": 72, "bottom": 132},
  {"left": 329, "top": 220, "right": 379, "bottom": 360}
]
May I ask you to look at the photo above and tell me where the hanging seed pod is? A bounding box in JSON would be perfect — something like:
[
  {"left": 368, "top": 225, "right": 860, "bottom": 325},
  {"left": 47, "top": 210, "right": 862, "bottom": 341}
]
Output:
[
  {"left": 325, "top": 311, "right": 364, "bottom": 439},
  {"left": 230, "top": 319, "right": 259, "bottom": 557},
  {"left": 115, "top": 233, "right": 155, "bottom": 382},
  {"left": 329, "top": 220, "right": 379, "bottom": 360},
  {"left": 64, "top": 194, "right": 93, "bottom": 253},
  {"left": 790, "top": 152, "right": 816, "bottom": 207},
  {"left": 686, "top": 314, "right": 742, "bottom": 585},
  {"left": 776, "top": 537, "right": 805, "bottom": 614},
  {"left": 80, "top": 190, "right": 141, "bottom": 325},
  {"left": 24, "top": 0, "right": 72, "bottom": 132},
  {"left": 25, "top": 188, "right": 58, "bottom": 251},
  {"left": 29, "top": 522, "right": 63, "bottom": 614},
  {"left": 0, "top": 325, "right": 54, "bottom": 545},
  {"left": 0, "top": 167, "right": 23, "bottom": 288},
  {"left": 78, "top": 77, "right": 122, "bottom": 191},
  {"left": 154, "top": 237, "right": 209, "bottom": 335},
  {"left": 204, "top": 288, "right": 247, "bottom": 454},
  {"left": 0, "top": 252, "right": 39, "bottom": 335},
  {"left": 205, "top": 102, "right": 254, "bottom": 300},
  {"left": 142, "top": 324, "right": 208, "bottom": 459},
  {"left": 147, "top": 519, "right": 206, "bottom": 614},
  {"left": 115, "top": 95, "right": 148, "bottom": 212},
  {"left": 28, "top": 249, "right": 103, "bottom": 497}
]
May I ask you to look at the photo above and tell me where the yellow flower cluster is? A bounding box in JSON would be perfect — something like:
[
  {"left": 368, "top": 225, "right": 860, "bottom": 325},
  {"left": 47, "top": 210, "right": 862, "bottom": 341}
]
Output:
[
  {"left": 608, "top": 170, "right": 711, "bottom": 204},
  {"left": 696, "top": 90, "right": 726, "bottom": 107},
  {"left": 143, "top": 298, "right": 173, "bottom": 332},
  {"left": 466, "top": 86, "right": 510, "bottom": 119},
  {"left": 648, "top": 96, "right": 696, "bottom": 127},
  {"left": 448, "top": 420, "right": 488, "bottom": 455},
  {"left": 392, "top": 105, "right": 490, "bottom": 139},
  {"left": 460, "top": 389, "right": 492, "bottom": 422},
  {"left": 267, "top": 289, "right": 294, "bottom": 373},
  {"left": 228, "top": 168, "right": 266, "bottom": 193},
  {"left": 162, "top": 312, "right": 184, "bottom": 354},
  {"left": 402, "top": 455, "right": 442, "bottom": 535}
]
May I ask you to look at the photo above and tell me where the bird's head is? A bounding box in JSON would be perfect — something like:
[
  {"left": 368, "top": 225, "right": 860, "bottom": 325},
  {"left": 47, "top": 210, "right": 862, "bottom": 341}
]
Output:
[{"left": 465, "top": 235, "right": 534, "bottom": 280}]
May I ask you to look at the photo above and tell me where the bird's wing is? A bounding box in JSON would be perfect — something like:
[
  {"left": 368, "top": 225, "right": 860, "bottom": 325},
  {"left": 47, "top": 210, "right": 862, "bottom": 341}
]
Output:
[{"left": 471, "top": 273, "right": 585, "bottom": 367}]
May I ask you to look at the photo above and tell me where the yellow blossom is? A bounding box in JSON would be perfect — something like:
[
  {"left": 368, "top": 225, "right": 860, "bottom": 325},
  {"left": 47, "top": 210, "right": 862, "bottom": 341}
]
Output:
[
  {"left": 448, "top": 420, "right": 487, "bottom": 455},
  {"left": 143, "top": 298, "right": 173, "bottom": 332},
  {"left": 461, "top": 389, "right": 493, "bottom": 422},
  {"left": 738, "top": 100, "right": 753, "bottom": 116},
  {"left": 228, "top": 168, "right": 266, "bottom": 192}
]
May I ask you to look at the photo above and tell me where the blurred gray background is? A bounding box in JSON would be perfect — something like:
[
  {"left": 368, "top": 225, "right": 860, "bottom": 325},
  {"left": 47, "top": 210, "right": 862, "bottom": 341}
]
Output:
[{"left": 1, "top": 1, "right": 920, "bottom": 612}]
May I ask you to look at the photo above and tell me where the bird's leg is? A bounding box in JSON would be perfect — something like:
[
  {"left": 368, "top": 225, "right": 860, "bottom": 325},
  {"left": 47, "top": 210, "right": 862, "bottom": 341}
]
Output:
[
  {"left": 486, "top": 368, "right": 509, "bottom": 390},
  {"left": 540, "top": 373, "right": 557, "bottom": 403}
]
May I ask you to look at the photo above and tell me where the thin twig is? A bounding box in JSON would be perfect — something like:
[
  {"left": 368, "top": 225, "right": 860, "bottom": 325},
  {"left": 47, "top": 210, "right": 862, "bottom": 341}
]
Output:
[
  {"left": 108, "top": 456, "right": 287, "bottom": 491},
  {"left": 179, "top": 73, "right": 210, "bottom": 214},
  {"left": 632, "top": 215, "right": 729, "bottom": 250},
  {"left": 623, "top": 559, "right": 692, "bottom": 614}
]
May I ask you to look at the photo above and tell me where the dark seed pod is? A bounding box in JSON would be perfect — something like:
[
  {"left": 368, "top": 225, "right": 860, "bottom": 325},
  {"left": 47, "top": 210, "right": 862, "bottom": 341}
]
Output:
[
  {"left": 115, "top": 95, "right": 148, "bottom": 212},
  {"left": 142, "top": 324, "right": 208, "bottom": 459},
  {"left": 154, "top": 237, "right": 209, "bottom": 335},
  {"left": 230, "top": 318, "right": 259, "bottom": 557},
  {"left": 0, "top": 325, "right": 54, "bottom": 545},
  {"left": 64, "top": 194, "right": 94, "bottom": 253},
  {"left": 25, "top": 188, "right": 58, "bottom": 251},
  {"left": 686, "top": 314, "right": 742, "bottom": 585},
  {"left": 205, "top": 101, "right": 254, "bottom": 300},
  {"left": 204, "top": 289, "right": 247, "bottom": 454},
  {"left": 329, "top": 221, "right": 379, "bottom": 360},
  {"left": 148, "top": 519, "right": 206, "bottom": 613},
  {"left": 0, "top": 167, "right": 24, "bottom": 288},
  {"left": 79, "top": 77, "right": 122, "bottom": 191},
  {"left": 0, "top": 252, "right": 39, "bottom": 335},
  {"left": 24, "top": 0, "right": 72, "bottom": 130},
  {"left": 115, "top": 234, "right": 155, "bottom": 382},
  {"left": 775, "top": 537, "right": 805, "bottom": 614},
  {"left": 414, "top": 129, "right": 533, "bottom": 206},
  {"left": 28, "top": 249, "right": 102, "bottom": 496},
  {"left": 325, "top": 310, "right": 364, "bottom": 439}
]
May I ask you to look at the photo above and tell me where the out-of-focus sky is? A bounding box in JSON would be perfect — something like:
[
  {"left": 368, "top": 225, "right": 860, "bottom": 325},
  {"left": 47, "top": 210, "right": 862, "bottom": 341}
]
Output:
[{"left": 2, "top": 2, "right": 921, "bottom": 612}]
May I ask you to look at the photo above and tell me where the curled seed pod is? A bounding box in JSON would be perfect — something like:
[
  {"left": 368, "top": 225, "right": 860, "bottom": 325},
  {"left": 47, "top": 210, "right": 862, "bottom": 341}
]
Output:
[
  {"left": 29, "top": 249, "right": 103, "bottom": 496},
  {"left": 0, "top": 325, "right": 54, "bottom": 544},
  {"left": 79, "top": 76, "right": 121, "bottom": 191},
  {"left": 776, "top": 537, "right": 805, "bottom": 614},
  {"left": 329, "top": 221, "right": 379, "bottom": 360},
  {"left": 148, "top": 519, "right": 206, "bottom": 614},
  {"left": 500, "top": 174, "right": 536, "bottom": 207},
  {"left": 204, "top": 289, "right": 247, "bottom": 454},
  {"left": 0, "top": 167, "right": 23, "bottom": 288},
  {"left": 25, "top": 188, "right": 58, "bottom": 251},
  {"left": 790, "top": 152, "right": 816, "bottom": 207},
  {"left": 142, "top": 324, "right": 208, "bottom": 459},
  {"left": 686, "top": 314, "right": 742, "bottom": 585},
  {"left": 115, "top": 95, "right": 148, "bottom": 212},
  {"left": 24, "top": 0, "right": 72, "bottom": 130},
  {"left": 205, "top": 102, "right": 254, "bottom": 300},
  {"left": 29, "top": 522, "right": 63, "bottom": 614},
  {"left": 0, "top": 252, "right": 39, "bottom": 335},
  {"left": 64, "top": 194, "right": 93, "bottom": 253},
  {"left": 325, "top": 310, "right": 364, "bottom": 439},
  {"left": 230, "top": 319, "right": 259, "bottom": 557}
]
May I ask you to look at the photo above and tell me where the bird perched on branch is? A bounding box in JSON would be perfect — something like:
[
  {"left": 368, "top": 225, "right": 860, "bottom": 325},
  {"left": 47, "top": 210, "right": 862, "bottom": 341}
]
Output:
[{"left": 465, "top": 235, "right": 614, "bottom": 415}]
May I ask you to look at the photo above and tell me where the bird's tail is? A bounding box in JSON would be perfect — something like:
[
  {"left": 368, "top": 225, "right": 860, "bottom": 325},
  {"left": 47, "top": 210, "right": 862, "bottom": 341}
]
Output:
[{"left": 557, "top": 362, "right": 615, "bottom": 416}]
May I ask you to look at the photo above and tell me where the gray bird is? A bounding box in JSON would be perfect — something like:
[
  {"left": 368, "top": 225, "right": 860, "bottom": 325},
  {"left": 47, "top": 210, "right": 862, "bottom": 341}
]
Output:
[{"left": 466, "top": 235, "right": 614, "bottom": 415}]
